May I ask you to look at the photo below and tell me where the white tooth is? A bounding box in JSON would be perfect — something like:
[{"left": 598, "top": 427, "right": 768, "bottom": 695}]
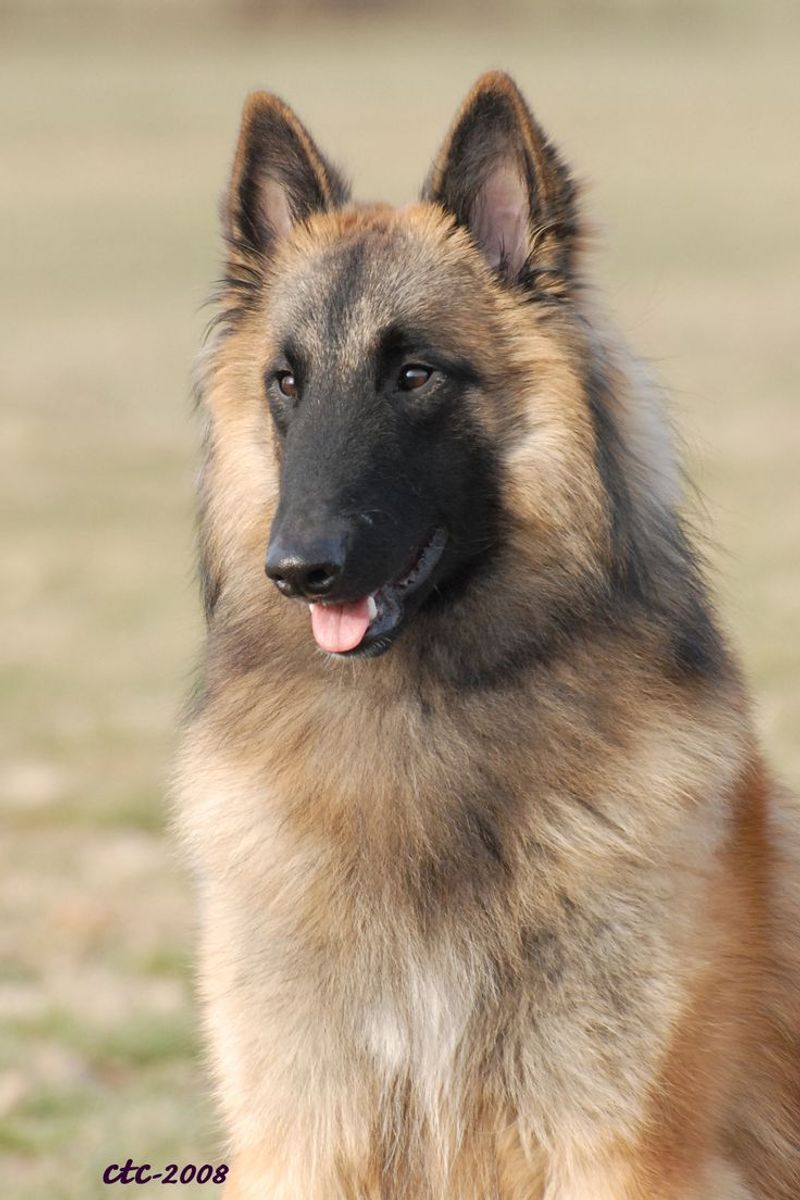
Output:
[
  {"left": 308, "top": 603, "right": 315, "bottom": 612},
  {"left": 367, "top": 595, "right": 378, "bottom": 621}
]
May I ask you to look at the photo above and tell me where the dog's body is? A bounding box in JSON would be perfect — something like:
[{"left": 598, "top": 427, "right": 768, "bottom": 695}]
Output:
[{"left": 175, "top": 75, "right": 800, "bottom": 1198}]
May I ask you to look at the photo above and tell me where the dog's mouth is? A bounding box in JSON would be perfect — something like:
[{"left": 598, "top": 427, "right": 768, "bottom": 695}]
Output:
[{"left": 308, "top": 528, "right": 447, "bottom": 658}]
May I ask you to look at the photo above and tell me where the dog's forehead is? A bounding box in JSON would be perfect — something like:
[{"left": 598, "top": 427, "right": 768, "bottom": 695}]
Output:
[{"left": 266, "top": 215, "right": 484, "bottom": 366}]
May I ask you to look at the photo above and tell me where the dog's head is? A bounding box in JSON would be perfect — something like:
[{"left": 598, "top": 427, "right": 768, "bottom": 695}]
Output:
[{"left": 204, "top": 74, "right": 626, "bottom": 666}]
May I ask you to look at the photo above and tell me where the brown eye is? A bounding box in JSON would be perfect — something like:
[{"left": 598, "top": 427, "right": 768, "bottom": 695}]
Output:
[
  {"left": 276, "top": 371, "right": 298, "bottom": 399},
  {"left": 398, "top": 364, "right": 433, "bottom": 392}
]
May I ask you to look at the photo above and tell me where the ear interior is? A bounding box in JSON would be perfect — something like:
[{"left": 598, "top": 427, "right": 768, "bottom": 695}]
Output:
[
  {"left": 424, "top": 72, "right": 577, "bottom": 286},
  {"left": 227, "top": 93, "right": 348, "bottom": 256},
  {"left": 252, "top": 173, "right": 294, "bottom": 244},
  {"left": 472, "top": 160, "right": 529, "bottom": 274}
]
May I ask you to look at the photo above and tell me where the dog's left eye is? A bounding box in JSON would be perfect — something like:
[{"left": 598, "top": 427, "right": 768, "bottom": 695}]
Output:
[{"left": 397, "top": 364, "right": 433, "bottom": 392}]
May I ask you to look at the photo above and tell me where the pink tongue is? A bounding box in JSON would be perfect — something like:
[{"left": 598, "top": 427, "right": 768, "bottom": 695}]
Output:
[{"left": 309, "top": 598, "right": 372, "bottom": 653}]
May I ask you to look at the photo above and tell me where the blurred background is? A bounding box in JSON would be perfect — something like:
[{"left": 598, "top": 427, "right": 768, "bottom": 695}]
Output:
[{"left": 1, "top": 1, "right": 798, "bottom": 1194}]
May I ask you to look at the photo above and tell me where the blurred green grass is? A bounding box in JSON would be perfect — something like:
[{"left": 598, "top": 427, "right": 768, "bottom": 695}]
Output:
[{"left": 1, "top": 3, "right": 799, "bottom": 1195}]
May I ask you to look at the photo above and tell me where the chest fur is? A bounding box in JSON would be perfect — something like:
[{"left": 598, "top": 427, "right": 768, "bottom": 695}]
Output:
[{"left": 177, "top": 662, "right": 744, "bottom": 1166}]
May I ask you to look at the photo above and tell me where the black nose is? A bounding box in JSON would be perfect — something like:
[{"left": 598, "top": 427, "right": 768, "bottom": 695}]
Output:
[{"left": 265, "top": 532, "right": 348, "bottom": 599}]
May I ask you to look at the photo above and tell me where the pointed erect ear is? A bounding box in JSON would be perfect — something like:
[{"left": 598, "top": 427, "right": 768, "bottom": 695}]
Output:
[
  {"left": 423, "top": 72, "right": 579, "bottom": 287},
  {"left": 225, "top": 91, "right": 349, "bottom": 257}
]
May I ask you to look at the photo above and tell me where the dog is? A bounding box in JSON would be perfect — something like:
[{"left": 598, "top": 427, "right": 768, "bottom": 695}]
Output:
[{"left": 175, "top": 72, "right": 800, "bottom": 1198}]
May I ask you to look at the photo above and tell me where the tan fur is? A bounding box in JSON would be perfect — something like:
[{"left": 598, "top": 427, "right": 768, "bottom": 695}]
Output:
[{"left": 175, "top": 74, "right": 800, "bottom": 1197}]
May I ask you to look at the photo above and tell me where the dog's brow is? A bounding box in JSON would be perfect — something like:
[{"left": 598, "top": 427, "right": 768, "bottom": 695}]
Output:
[
  {"left": 276, "top": 337, "right": 306, "bottom": 376},
  {"left": 376, "top": 322, "right": 427, "bottom": 360},
  {"left": 375, "top": 322, "right": 483, "bottom": 389}
]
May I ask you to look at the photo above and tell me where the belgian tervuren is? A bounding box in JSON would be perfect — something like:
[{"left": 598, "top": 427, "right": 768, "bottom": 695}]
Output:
[{"left": 175, "top": 72, "right": 800, "bottom": 1198}]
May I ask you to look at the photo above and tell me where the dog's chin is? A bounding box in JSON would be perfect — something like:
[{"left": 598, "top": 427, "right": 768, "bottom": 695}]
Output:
[{"left": 326, "top": 528, "right": 448, "bottom": 660}]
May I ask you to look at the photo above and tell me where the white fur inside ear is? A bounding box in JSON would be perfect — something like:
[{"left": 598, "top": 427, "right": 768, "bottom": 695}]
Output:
[
  {"left": 258, "top": 173, "right": 294, "bottom": 242},
  {"left": 472, "top": 162, "right": 529, "bottom": 275}
]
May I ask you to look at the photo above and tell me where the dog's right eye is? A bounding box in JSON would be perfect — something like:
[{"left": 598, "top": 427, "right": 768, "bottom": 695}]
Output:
[{"left": 276, "top": 371, "right": 298, "bottom": 399}]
